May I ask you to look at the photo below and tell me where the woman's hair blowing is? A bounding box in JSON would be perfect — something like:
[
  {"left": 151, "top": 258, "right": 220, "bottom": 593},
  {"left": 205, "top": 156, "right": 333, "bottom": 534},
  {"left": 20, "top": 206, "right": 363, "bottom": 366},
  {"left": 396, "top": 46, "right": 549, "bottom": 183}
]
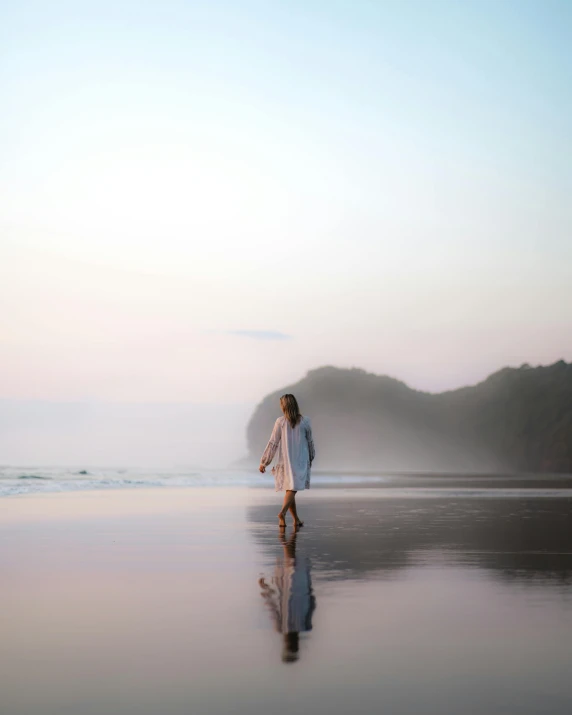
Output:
[{"left": 280, "top": 394, "right": 302, "bottom": 429}]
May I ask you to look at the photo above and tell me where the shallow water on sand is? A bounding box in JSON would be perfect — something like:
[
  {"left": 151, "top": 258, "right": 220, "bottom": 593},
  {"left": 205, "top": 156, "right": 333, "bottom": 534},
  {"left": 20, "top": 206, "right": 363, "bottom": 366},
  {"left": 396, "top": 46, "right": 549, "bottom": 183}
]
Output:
[{"left": 1, "top": 484, "right": 571, "bottom": 714}]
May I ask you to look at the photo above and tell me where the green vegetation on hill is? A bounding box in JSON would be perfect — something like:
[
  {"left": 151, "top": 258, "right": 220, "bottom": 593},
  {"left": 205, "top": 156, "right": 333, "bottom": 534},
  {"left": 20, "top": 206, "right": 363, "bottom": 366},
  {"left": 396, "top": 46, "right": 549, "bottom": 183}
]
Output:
[{"left": 246, "top": 361, "right": 572, "bottom": 474}]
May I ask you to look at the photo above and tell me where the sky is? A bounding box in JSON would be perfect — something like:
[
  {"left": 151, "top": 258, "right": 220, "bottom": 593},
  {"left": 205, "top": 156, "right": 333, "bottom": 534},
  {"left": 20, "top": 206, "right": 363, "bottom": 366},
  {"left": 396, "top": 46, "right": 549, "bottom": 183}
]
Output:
[{"left": 1, "top": 0, "right": 571, "bottom": 410}]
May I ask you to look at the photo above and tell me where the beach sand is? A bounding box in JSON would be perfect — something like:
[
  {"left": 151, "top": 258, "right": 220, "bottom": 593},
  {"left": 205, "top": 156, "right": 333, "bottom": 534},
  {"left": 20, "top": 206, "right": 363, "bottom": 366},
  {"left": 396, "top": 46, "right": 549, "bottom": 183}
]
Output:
[{"left": 2, "top": 484, "right": 572, "bottom": 715}]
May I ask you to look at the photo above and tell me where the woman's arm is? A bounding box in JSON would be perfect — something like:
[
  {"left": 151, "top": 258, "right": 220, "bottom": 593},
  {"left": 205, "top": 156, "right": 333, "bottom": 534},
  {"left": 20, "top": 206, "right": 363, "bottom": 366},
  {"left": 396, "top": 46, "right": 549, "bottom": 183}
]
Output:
[
  {"left": 306, "top": 418, "right": 315, "bottom": 464},
  {"left": 259, "top": 419, "right": 282, "bottom": 473}
]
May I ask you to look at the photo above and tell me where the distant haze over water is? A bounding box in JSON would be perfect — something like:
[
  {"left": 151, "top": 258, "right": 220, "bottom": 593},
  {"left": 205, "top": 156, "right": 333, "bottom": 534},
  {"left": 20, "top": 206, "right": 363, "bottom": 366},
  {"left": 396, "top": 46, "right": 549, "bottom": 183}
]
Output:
[{"left": 0, "top": 400, "right": 252, "bottom": 468}]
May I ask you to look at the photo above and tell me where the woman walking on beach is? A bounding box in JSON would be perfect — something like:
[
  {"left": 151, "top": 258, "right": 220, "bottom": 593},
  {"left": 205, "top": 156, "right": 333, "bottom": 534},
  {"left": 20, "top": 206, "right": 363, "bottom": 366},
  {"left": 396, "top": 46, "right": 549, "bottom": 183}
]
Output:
[{"left": 259, "top": 394, "right": 315, "bottom": 528}]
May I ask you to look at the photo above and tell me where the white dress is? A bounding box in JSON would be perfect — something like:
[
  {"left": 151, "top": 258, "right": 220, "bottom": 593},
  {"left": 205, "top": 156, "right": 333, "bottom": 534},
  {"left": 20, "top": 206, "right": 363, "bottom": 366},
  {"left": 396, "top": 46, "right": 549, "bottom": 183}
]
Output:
[{"left": 260, "top": 416, "right": 315, "bottom": 491}]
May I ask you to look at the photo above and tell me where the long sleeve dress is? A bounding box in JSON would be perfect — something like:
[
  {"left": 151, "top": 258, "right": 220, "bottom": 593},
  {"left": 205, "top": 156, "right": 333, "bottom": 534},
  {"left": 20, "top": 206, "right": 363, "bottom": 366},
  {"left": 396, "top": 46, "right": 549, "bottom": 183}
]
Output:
[{"left": 260, "top": 416, "right": 315, "bottom": 491}]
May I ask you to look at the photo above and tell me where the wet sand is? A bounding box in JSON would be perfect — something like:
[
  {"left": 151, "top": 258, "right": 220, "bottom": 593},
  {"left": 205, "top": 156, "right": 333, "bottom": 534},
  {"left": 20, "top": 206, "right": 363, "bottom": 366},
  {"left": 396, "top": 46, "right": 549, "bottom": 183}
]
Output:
[{"left": 1, "top": 484, "right": 572, "bottom": 715}]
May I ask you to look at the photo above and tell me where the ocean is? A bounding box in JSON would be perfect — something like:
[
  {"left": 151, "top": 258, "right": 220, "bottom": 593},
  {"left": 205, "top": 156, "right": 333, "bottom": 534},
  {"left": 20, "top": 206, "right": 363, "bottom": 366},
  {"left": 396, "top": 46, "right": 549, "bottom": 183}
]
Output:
[{"left": 2, "top": 465, "right": 572, "bottom": 498}]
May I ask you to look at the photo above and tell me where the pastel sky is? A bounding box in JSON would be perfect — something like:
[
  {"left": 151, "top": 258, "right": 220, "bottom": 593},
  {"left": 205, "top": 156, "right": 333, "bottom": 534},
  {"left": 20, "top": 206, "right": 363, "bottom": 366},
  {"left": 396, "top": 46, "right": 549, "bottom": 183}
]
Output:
[{"left": 2, "top": 0, "right": 571, "bottom": 404}]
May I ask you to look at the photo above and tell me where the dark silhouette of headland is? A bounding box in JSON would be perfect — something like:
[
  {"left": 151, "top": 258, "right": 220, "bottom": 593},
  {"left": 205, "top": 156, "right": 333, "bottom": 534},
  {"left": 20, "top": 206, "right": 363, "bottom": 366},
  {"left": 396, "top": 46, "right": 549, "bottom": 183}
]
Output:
[{"left": 246, "top": 361, "right": 572, "bottom": 474}]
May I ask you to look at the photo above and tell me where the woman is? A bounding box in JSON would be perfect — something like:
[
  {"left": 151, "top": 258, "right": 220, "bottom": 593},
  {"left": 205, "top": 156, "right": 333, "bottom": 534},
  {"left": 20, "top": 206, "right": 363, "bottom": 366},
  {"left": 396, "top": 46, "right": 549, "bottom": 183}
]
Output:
[{"left": 259, "top": 394, "right": 315, "bottom": 528}]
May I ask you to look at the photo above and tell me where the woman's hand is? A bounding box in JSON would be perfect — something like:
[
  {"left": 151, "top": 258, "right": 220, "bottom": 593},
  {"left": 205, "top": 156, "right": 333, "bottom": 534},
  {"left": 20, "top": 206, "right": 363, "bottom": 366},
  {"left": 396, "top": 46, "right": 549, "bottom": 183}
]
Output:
[{"left": 259, "top": 464, "right": 266, "bottom": 473}]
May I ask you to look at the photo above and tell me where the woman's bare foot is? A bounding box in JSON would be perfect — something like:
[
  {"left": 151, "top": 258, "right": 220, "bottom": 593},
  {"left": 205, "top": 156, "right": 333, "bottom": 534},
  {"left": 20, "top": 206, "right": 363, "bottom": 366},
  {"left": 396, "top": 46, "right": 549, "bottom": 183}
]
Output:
[
  {"left": 278, "top": 514, "right": 286, "bottom": 528},
  {"left": 294, "top": 520, "right": 304, "bottom": 529}
]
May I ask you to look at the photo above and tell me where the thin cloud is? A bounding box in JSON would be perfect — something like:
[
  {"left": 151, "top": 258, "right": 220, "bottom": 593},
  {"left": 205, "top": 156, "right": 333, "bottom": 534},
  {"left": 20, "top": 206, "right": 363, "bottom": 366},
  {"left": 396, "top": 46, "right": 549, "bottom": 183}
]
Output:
[{"left": 228, "top": 330, "right": 292, "bottom": 341}]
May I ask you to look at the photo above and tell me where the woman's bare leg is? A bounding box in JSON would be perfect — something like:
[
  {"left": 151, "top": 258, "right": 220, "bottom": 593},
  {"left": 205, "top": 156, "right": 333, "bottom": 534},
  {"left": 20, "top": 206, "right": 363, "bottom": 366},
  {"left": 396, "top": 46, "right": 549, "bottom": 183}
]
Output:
[
  {"left": 278, "top": 490, "right": 296, "bottom": 527},
  {"left": 288, "top": 494, "right": 303, "bottom": 527}
]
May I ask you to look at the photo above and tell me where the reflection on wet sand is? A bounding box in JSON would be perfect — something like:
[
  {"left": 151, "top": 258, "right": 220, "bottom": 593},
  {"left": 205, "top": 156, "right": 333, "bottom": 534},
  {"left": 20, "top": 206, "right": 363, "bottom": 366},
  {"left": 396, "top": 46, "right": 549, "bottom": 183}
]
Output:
[
  {"left": 258, "top": 529, "right": 316, "bottom": 663},
  {"left": 249, "top": 492, "right": 572, "bottom": 587}
]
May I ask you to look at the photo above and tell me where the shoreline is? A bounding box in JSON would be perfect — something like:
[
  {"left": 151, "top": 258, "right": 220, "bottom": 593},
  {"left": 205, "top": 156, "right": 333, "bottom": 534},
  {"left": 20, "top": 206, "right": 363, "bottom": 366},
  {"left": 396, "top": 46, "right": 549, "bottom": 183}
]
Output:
[{"left": 2, "top": 471, "right": 572, "bottom": 501}]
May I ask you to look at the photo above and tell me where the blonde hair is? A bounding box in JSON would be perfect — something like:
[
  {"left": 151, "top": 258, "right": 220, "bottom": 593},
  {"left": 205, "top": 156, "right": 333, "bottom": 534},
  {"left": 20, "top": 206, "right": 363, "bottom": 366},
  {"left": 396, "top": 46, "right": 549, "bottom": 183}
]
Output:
[{"left": 280, "top": 394, "right": 302, "bottom": 429}]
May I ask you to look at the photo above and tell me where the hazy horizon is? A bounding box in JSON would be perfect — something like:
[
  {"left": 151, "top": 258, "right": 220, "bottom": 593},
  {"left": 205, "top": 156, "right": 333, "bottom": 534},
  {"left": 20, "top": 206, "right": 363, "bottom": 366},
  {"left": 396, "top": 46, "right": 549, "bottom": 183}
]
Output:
[
  {"left": 1, "top": 358, "right": 568, "bottom": 468},
  {"left": 0, "top": 398, "right": 254, "bottom": 467}
]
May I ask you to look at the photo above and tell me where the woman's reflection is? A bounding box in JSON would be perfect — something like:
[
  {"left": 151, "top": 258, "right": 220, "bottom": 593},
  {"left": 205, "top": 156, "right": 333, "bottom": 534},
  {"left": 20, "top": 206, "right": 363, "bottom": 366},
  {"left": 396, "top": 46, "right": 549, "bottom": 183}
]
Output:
[{"left": 258, "top": 528, "right": 316, "bottom": 663}]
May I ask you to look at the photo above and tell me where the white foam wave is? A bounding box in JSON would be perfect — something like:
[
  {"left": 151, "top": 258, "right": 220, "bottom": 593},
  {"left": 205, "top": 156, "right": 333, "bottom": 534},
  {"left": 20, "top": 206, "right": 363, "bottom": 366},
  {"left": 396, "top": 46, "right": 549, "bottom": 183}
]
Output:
[
  {"left": 1, "top": 467, "right": 571, "bottom": 499},
  {"left": 0, "top": 467, "right": 390, "bottom": 497}
]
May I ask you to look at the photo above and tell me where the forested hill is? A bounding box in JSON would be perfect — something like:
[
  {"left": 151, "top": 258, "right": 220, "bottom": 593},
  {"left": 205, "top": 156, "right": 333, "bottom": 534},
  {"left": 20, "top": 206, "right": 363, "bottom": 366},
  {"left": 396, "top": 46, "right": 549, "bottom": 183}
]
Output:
[{"left": 246, "top": 361, "right": 572, "bottom": 474}]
